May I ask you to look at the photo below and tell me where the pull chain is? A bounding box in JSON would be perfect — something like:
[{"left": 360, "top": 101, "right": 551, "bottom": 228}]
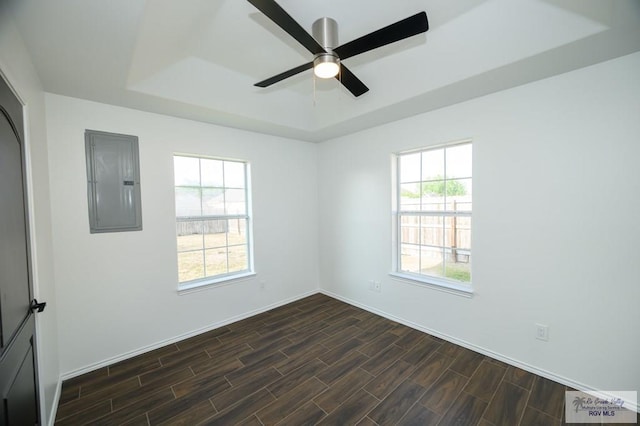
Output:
[{"left": 339, "top": 65, "right": 342, "bottom": 101}]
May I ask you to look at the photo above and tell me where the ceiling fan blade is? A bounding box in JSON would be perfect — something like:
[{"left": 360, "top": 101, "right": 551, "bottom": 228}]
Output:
[
  {"left": 255, "top": 62, "right": 314, "bottom": 87},
  {"left": 338, "top": 65, "right": 369, "bottom": 97},
  {"left": 334, "top": 12, "right": 428, "bottom": 60},
  {"left": 247, "top": 0, "right": 325, "bottom": 56}
]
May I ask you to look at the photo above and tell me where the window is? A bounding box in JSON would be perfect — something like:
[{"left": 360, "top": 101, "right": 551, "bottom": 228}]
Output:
[
  {"left": 174, "top": 155, "right": 253, "bottom": 288},
  {"left": 394, "top": 141, "right": 472, "bottom": 289}
]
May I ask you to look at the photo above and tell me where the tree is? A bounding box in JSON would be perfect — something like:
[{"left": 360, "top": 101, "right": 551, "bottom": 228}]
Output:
[{"left": 402, "top": 176, "right": 466, "bottom": 198}]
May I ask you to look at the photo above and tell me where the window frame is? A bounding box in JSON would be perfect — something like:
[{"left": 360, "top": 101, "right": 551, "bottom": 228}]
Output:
[
  {"left": 391, "top": 140, "right": 473, "bottom": 296},
  {"left": 173, "top": 154, "right": 254, "bottom": 292}
]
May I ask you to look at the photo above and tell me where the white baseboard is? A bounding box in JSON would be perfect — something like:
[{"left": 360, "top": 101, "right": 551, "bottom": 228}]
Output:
[
  {"left": 59, "top": 289, "right": 317, "bottom": 381},
  {"left": 320, "top": 289, "right": 639, "bottom": 414},
  {"left": 55, "top": 288, "right": 637, "bottom": 415}
]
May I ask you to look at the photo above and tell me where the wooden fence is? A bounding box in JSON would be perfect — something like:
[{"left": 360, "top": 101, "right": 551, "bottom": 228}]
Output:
[
  {"left": 176, "top": 219, "right": 228, "bottom": 236},
  {"left": 400, "top": 200, "right": 471, "bottom": 263}
]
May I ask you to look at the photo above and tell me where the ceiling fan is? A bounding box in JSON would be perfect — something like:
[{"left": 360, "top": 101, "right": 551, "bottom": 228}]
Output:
[{"left": 247, "top": 0, "right": 429, "bottom": 97}]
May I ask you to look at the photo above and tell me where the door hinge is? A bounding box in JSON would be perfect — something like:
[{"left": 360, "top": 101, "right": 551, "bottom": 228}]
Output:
[{"left": 30, "top": 299, "right": 46, "bottom": 313}]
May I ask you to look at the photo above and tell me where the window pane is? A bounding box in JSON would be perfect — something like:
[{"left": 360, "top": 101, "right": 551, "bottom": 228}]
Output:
[
  {"left": 228, "top": 245, "right": 248, "bottom": 273},
  {"left": 202, "top": 188, "right": 225, "bottom": 216},
  {"left": 421, "top": 193, "right": 445, "bottom": 212},
  {"left": 178, "top": 251, "right": 204, "bottom": 282},
  {"left": 420, "top": 246, "right": 444, "bottom": 278},
  {"left": 174, "top": 156, "right": 200, "bottom": 186},
  {"left": 421, "top": 215, "right": 444, "bottom": 247},
  {"left": 400, "top": 215, "right": 420, "bottom": 246},
  {"left": 445, "top": 252, "right": 471, "bottom": 282},
  {"left": 227, "top": 219, "right": 247, "bottom": 245},
  {"left": 175, "top": 187, "right": 201, "bottom": 217},
  {"left": 400, "top": 183, "right": 421, "bottom": 210},
  {"left": 205, "top": 248, "right": 227, "bottom": 276},
  {"left": 444, "top": 178, "right": 472, "bottom": 211},
  {"left": 224, "top": 161, "right": 245, "bottom": 188},
  {"left": 400, "top": 153, "right": 420, "bottom": 183},
  {"left": 201, "top": 158, "right": 224, "bottom": 187},
  {"left": 445, "top": 216, "right": 471, "bottom": 251},
  {"left": 420, "top": 180, "right": 446, "bottom": 197},
  {"left": 225, "top": 189, "right": 246, "bottom": 215},
  {"left": 203, "top": 219, "right": 227, "bottom": 248},
  {"left": 446, "top": 144, "right": 472, "bottom": 179},
  {"left": 422, "top": 149, "right": 444, "bottom": 181},
  {"left": 443, "top": 216, "right": 454, "bottom": 249},
  {"left": 458, "top": 217, "right": 471, "bottom": 251},
  {"left": 400, "top": 243, "right": 420, "bottom": 273},
  {"left": 452, "top": 199, "right": 472, "bottom": 213},
  {"left": 176, "top": 220, "right": 204, "bottom": 252}
]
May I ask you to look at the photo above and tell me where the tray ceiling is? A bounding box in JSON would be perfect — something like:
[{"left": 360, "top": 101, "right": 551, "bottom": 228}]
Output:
[{"left": 8, "top": 0, "right": 640, "bottom": 141}]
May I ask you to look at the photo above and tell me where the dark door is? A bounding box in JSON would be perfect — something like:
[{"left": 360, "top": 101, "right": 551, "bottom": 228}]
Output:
[{"left": 0, "top": 77, "right": 40, "bottom": 425}]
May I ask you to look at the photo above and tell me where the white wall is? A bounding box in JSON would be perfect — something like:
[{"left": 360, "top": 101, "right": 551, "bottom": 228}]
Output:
[
  {"left": 45, "top": 94, "right": 319, "bottom": 374},
  {"left": 318, "top": 52, "right": 640, "bottom": 399},
  {"left": 0, "top": 7, "right": 61, "bottom": 426},
  {"left": 10, "top": 14, "right": 638, "bottom": 416}
]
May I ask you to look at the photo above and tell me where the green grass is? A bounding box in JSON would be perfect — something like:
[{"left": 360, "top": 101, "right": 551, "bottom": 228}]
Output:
[
  {"left": 422, "top": 262, "right": 470, "bottom": 283},
  {"left": 443, "top": 263, "right": 471, "bottom": 282},
  {"left": 176, "top": 232, "right": 248, "bottom": 282},
  {"left": 402, "top": 253, "right": 471, "bottom": 283}
]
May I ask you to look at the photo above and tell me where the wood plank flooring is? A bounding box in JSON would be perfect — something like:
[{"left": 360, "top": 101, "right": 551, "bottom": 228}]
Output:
[{"left": 55, "top": 294, "right": 638, "bottom": 425}]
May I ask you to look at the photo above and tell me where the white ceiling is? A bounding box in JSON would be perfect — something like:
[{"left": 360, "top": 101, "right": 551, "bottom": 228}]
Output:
[{"left": 8, "top": 0, "right": 640, "bottom": 142}]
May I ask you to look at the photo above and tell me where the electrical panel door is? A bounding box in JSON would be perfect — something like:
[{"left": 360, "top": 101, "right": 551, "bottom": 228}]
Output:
[{"left": 85, "top": 130, "right": 142, "bottom": 233}]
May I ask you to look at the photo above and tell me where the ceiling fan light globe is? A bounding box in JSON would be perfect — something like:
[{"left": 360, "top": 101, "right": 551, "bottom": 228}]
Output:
[
  {"left": 313, "top": 53, "right": 340, "bottom": 79},
  {"left": 314, "top": 62, "right": 340, "bottom": 79}
]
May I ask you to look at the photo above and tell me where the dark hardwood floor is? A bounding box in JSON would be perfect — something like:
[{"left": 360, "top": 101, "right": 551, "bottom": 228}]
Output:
[{"left": 55, "top": 293, "right": 637, "bottom": 425}]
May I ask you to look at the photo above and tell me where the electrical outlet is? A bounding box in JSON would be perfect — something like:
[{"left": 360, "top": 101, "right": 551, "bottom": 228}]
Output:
[
  {"left": 535, "top": 323, "right": 549, "bottom": 341},
  {"left": 373, "top": 281, "right": 382, "bottom": 293}
]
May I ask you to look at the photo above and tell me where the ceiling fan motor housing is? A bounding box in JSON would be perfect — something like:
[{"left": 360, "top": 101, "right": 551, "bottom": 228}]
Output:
[
  {"left": 312, "top": 17, "right": 340, "bottom": 75},
  {"left": 312, "top": 17, "right": 338, "bottom": 49}
]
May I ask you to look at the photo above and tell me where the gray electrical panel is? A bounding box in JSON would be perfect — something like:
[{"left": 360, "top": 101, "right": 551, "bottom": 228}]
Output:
[{"left": 85, "top": 130, "right": 142, "bottom": 233}]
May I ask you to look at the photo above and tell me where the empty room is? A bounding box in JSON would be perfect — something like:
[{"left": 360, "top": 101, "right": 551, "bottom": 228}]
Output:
[{"left": 1, "top": 0, "right": 639, "bottom": 425}]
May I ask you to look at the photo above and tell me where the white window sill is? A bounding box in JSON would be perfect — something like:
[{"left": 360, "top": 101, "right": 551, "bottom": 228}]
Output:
[
  {"left": 178, "top": 271, "right": 256, "bottom": 295},
  {"left": 389, "top": 272, "right": 473, "bottom": 298}
]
